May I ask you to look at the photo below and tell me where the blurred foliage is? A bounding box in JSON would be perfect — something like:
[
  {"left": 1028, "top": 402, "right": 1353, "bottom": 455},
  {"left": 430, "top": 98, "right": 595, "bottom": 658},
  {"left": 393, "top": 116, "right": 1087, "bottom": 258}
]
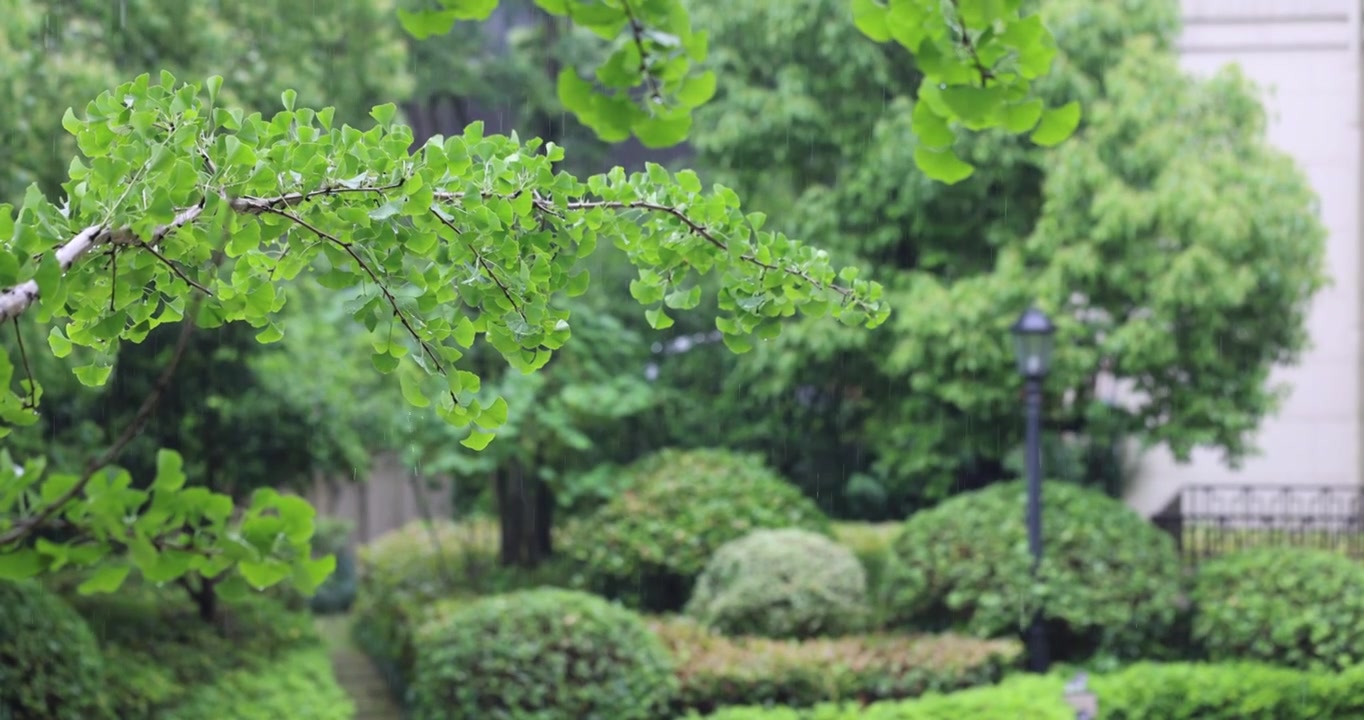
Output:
[
  {"left": 160, "top": 647, "right": 353, "bottom": 720},
  {"left": 1191, "top": 547, "right": 1364, "bottom": 671},
  {"left": 410, "top": 588, "right": 678, "bottom": 720},
  {"left": 695, "top": 662, "right": 1364, "bottom": 719},
  {"left": 96, "top": 316, "right": 364, "bottom": 501},
  {"left": 0, "top": 580, "right": 110, "bottom": 720},
  {"left": 563, "top": 448, "right": 832, "bottom": 611},
  {"left": 673, "top": 0, "right": 1326, "bottom": 514},
  {"left": 2, "top": 0, "right": 411, "bottom": 204},
  {"left": 880, "top": 481, "right": 1182, "bottom": 661},
  {"left": 693, "top": 673, "right": 1068, "bottom": 720},
  {"left": 652, "top": 616, "right": 1019, "bottom": 715},
  {"left": 685, "top": 528, "right": 870, "bottom": 640},
  {"left": 1091, "top": 661, "right": 1364, "bottom": 720}
]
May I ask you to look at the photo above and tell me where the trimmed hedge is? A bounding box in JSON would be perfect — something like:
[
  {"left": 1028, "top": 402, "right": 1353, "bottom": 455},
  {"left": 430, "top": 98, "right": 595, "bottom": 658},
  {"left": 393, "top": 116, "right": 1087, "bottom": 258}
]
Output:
[
  {"left": 881, "top": 481, "right": 1181, "bottom": 659},
  {"left": 832, "top": 522, "right": 898, "bottom": 594},
  {"left": 1191, "top": 546, "right": 1364, "bottom": 670},
  {"left": 409, "top": 588, "right": 677, "bottom": 720},
  {"left": 693, "top": 662, "right": 1364, "bottom": 720},
  {"left": 1092, "top": 662, "right": 1364, "bottom": 719},
  {"left": 565, "top": 448, "right": 832, "bottom": 611},
  {"left": 0, "top": 580, "right": 110, "bottom": 720},
  {"left": 686, "top": 528, "right": 870, "bottom": 639},
  {"left": 650, "top": 616, "right": 1021, "bottom": 714},
  {"left": 691, "top": 675, "right": 1068, "bottom": 719}
]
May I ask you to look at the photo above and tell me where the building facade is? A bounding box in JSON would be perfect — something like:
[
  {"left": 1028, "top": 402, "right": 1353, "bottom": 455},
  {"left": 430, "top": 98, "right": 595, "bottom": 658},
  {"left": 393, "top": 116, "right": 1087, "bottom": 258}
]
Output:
[{"left": 1126, "top": 0, "right": 1364, "bottom": 515}]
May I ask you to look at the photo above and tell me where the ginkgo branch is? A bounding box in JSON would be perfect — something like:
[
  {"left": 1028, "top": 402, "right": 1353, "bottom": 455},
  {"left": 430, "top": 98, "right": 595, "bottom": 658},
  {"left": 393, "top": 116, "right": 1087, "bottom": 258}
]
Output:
[{"left": 0, "top": 295, "right": 201, "bottom": 547}]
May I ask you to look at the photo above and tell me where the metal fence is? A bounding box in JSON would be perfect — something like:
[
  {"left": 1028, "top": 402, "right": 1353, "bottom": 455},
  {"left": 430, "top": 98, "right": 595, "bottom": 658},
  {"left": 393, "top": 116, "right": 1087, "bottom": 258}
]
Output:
[{"left": 1151, "top": 484, "right": 1364, "bottom": 563}]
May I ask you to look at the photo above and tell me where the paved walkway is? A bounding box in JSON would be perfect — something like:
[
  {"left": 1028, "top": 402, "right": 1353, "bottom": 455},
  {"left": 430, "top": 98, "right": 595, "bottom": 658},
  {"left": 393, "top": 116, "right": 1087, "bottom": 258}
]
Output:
[{"left": 316, "top": 616, "right": 404, "bottom": 720}]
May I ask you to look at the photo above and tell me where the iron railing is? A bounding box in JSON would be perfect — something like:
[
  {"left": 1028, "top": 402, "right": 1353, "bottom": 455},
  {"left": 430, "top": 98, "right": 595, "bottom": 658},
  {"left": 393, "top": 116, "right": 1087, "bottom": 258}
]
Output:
[{"left": 1151, "top": 484, "right": 1364, "bottom": 563}]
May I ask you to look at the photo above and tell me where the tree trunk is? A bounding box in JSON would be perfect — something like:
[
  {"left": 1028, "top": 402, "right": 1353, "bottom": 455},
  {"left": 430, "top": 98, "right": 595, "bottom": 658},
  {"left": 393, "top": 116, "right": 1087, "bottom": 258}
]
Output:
[
  {"left": 180, "top": 574, "right": 219, "bottom": 624},
  {"left": 496, "top": 457, "right": 554, "bottom": 568}
]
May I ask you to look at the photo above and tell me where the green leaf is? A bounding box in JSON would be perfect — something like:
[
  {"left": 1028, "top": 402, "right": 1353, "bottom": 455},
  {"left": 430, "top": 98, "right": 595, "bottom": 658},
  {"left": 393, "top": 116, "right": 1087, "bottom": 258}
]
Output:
[
  {"left": 912, "top": 101, "right": 955, "bottom": 149},
  {"left": 453, "top": 316, "right": 477, "bottom": 347},
  {"left": 47, "top": 327, "right": 73, "bottom": 358},
  {"left": 439, "top": 0, "right": 500, "bottom": 20},
  {"left": 0, "top": 549, "right": 43, "bottom": 580},
  {"left": 913, "top": 146, "right": 975, "bottom": 184},
  {"left": 216, "top": 575, "right": 250, "bottom": 601},
  {"left": 240, "top": 559, "right": 292, "bottom": 589},
  {"left": 399, "top": 368, "right": 430, "bottom": 408},
  {"left": 557, "top": 69, "right": 596, "bottom": 113},
  {"left": 461, "top": 430, "right": 496, "bottom": 451},
  {"left": 566, "top": 270, "right": 591, "bottom": 297},
  {"left": 154, "top": 449, "right": 186, "bottom": 492},
  {"left": 397, "top": 8, "right": 459, "bottom": 39},
  {"left": 678, "top": 72, "right": 718, "bottom": 108},
  {"left": 370, "top": 103, "right": 398, "bottom": 127},
  {"left": 480, "top": 396, "right": 509, "bottom": 426},
  {"left": 664, "top": 286, "right": 702, "bottom": 310},
  {"left": 294, "top": 555, "right": 337, "bottom": 594},
  {"left": 1001, "top": 99, "right": 1045, "bottom": 133},
  {"left": 371, "top": 351, "right": 400, "bottom": 374},
  {"left": 645, "top": 307, "right": 675, "bottom": 330},
  {"left": 73, "top": 362, "right": 113, "bottom": 387},
  {"left": 1031, "top": 101, "right": 1082, "bottom": 147},
  {"left": 34, "top": 252, "right": 61, "bottom": 298},
  {"left": 852, "top": 0, "right": 892, "bottom": 42},
  {"left": 634, "top": 113, "right": 692, "bottom": 149},
  {"left": 77, "top": 565, "right": 131, "bottom": 595}
]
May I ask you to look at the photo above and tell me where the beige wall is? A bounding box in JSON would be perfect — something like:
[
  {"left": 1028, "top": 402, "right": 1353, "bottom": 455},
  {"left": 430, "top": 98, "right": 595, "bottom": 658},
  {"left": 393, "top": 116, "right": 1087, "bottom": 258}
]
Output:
[{"left": 1126, "top": 0, "right": 1363, "bottom": 515}]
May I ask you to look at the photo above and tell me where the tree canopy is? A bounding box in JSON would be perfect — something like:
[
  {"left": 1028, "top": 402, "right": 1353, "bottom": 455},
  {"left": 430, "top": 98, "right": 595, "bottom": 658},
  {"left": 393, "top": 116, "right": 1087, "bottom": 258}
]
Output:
[
  {"left": 0, "top": 0, "right": 1080, "bottom": 594},
  {"left": 680, "top": 0, "right": 1326, "bottom": 510}
]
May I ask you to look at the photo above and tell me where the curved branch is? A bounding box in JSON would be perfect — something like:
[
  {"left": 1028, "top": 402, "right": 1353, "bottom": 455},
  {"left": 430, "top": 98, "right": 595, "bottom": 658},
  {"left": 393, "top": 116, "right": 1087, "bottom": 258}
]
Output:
[{"left": 0, "top": 294, "right": 203, "bottom": 547}]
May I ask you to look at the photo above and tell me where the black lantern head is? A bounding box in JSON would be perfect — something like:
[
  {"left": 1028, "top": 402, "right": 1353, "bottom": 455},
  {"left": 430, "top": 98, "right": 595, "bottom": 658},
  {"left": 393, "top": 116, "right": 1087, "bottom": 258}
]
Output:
[{"left": 1010, "top": 306, "right": 1055, "bottom": 379}]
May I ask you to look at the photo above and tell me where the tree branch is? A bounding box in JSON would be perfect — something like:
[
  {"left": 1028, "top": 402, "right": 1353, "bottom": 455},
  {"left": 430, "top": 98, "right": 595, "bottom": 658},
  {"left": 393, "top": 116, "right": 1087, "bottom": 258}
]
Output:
[
  {"left": 10, "top": 318, "right": 36, "bottom": 410},
  {"left": 0, "top": 294, "right": 202, "bottom": 547},
  {"left": 429, "top": 209, "right": 527, "bottom": 321},
  {"left": 0, "top": 202, "right": 207, "bottom": 324}
]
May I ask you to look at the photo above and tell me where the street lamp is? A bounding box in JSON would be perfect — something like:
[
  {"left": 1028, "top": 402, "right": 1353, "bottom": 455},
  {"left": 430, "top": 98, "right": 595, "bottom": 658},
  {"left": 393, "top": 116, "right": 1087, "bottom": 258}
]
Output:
[{"left": 1010, "top": 306, "right": 1055, "bottom": 673}]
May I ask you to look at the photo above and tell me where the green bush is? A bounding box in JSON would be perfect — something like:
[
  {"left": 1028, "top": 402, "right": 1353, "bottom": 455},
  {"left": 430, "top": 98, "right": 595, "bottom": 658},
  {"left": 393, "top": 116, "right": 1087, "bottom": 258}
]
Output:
[
  {"left": 651, "top": 617, "right": 1020, "bottom": 714},
  {"left": 689, "top": 674, "right": 1069, "bottom": 719},
  {"left": 1093, "top": 662, "right": 1364, "bottom": 719},
  {"left": 565, "top": 448, "right": 832, "bottom": 611},
  {"left": 161, "top": 647, "right": 353, "bottom": 720},
  {"left": 880, "top": 481, "right": 1181, "bottom": 659},
  {"left": 0, "top": 580, "right": 110, "bottom": 720},
  {"left": 409, "top": 588, "right": 677, "bottom": 720},
  {"left": 1191, "top": 546, "right": 1364, "bottom": 670},
  {"left": 686, "top": 528, "right": 870, "bottom": 639},
  {"left": 65, "top": 579, "right": 320, "bottom": 718}
]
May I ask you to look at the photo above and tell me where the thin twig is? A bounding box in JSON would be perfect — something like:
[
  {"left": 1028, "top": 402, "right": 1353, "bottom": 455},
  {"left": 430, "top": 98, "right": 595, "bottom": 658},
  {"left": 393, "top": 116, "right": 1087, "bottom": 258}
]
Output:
[
  {"left": 949, "top": 0, "right": 995, "bottom": 85},
  {"left": 264, "top": 207, "right": 457, "bottom": 405},
  {"left": 137, "top": 240, "right": 213, "bottom": 296},
  {"left": 10, "top": 318, "right": 35, "bottom": 410},
  {"left": 428, "top": 209, "right": 527, "bottom": 321},
  {"left": 0, "top": 295, "right": 203, "bottom": 547},
  {"left": 621, "top": 0, "right": 664, "bottom": 104}
]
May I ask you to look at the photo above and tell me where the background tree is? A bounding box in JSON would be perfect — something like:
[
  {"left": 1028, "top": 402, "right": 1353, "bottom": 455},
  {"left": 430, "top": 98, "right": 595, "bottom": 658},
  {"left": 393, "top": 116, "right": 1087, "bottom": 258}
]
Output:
[{"left": 674, "top": 0, "right": 1326, "bottom": 514}]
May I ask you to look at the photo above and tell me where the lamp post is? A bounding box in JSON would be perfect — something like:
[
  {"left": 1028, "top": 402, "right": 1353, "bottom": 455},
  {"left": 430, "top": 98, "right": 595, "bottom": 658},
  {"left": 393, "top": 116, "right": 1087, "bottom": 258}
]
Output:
[{"left": 1010, "top": 306, "right": 1056, "bottom": 673}]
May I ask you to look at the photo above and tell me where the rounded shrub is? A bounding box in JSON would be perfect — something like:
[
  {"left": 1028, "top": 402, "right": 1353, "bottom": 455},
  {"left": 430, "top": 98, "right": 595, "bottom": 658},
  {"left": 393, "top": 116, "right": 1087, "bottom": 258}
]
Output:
[
  {"left": 408, "top": 588, "right": 677, "bottom": 720},
  {"left": 685, "top": 528, "right": 870, "bottom": 638},
  {"left": 565, "top": 448, "right": 832, "bottom": 611},
  {"left": 0, "top": 580, "right": 110, "bottom": 720},
  {"left": 880, "top": 480, "right": 1181, "bottom": 659},
  {"left": 1192, "top": 546, "right": 1364, "bottom": 670}
]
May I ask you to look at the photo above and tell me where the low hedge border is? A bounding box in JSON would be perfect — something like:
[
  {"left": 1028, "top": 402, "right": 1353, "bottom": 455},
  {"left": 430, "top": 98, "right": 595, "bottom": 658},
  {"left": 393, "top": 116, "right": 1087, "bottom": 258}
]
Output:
[
  {"left": 650, "top": 617, "right": 1022, "bottom": 715},
  {"left": 692, "top": 661, "right": 1364, "bottom": 720}
]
